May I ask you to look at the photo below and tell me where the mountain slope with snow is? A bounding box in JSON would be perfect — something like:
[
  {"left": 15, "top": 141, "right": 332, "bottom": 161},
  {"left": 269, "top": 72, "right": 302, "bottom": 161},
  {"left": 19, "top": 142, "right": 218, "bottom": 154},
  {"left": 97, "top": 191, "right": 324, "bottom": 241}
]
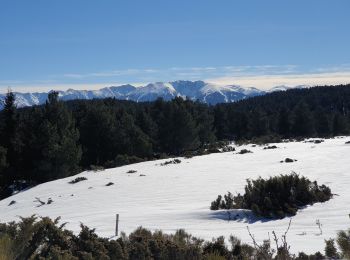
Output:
[
  {"left": 0, "top": 137, "right": 349, "bottom": 254},
  {"left": 0, "top": 81, "right": 294, "bottom": 108}
]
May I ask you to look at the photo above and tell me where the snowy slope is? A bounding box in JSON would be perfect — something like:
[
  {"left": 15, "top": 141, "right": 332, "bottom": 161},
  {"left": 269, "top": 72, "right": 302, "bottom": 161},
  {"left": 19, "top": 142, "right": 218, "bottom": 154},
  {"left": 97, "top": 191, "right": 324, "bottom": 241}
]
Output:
[{"left": 1, "top": 137, "right": 350, "bottom": 254}]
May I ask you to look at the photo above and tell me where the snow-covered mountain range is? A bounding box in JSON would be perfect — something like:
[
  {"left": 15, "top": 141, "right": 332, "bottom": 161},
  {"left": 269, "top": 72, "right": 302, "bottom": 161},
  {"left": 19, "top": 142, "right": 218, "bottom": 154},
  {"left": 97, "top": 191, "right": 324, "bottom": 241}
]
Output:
[{"left": 0, "top": 81, "right": 307, "bottom": 108}]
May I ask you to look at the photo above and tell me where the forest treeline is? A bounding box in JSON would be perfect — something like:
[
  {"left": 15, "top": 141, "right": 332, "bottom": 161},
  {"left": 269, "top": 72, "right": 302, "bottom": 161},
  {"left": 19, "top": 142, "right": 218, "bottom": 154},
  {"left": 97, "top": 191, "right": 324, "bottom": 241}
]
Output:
[{"left": 0, "top": 85, "right": 350, "bottom": 198}]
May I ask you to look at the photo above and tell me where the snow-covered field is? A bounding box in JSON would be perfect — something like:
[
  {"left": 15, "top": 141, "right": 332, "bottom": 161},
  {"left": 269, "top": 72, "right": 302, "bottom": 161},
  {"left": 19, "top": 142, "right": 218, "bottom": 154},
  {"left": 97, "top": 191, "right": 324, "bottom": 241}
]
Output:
[{"left": 1, "top": 137, "right": 350, "bottom": 254}]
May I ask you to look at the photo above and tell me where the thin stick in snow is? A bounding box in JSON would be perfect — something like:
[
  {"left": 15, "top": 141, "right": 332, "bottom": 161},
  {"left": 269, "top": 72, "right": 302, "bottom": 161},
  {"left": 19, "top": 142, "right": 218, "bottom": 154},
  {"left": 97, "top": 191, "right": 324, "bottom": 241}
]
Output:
[{"left": 115, "top": 214, "right": 119, "bottom": 237}]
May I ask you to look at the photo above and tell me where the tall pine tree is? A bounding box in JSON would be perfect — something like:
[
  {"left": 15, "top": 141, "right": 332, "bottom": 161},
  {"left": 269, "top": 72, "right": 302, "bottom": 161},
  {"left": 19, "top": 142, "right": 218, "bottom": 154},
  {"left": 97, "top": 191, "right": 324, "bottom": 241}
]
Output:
[
  {"left": 34, "top": 92, "right": 81, "bottom": 181},
  {"left": 1, "top": 91, "right": 18, "bottom": 167}
]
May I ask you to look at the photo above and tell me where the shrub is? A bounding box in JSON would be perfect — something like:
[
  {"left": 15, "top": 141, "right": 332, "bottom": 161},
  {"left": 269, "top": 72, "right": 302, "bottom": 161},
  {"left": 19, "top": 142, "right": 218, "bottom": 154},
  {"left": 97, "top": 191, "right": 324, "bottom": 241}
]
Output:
[
  {"left": 284, "top": 158, "right": 296, "bottom": 163},
  {"left": 114, "top": 154, "right": 144, "bottom": 167},
  {"left": 324, "top": 238, "right": 339, "bottom": 259},
  {"left": 160, "top": 159, "right": 181, "bottom": 166},
  {"left": 68, "top": 177, "right": 87, "bottom": 184},
  {"left": 210, "top": 173, "right": 332, "bottom": 218},
  {"left": 210, "top": 195, "right": 222, "bottom": 210},
  {"left": 263, "top": 145, "right": 278, "bottom": 150},
  {"left": 8, "top": 200, "right": 16, "bottom": 206},
  {"left": 336, "top": 229, "right": 350, "bottom": 259},
  {"left": 203, "top": 237, "right": 230, "bottom": 258},
  {"left": 222, "top": 146, "right": 235, "bottom": 152},
  {"left": 251, "top": 135, "right": 282, "bottom": 144},
  {"left": 0, "top": 216, "right": 336, "bottom": 259},
  {"left": 89, "top": 165, "right": 104, "bottom": 172},
  {"left": 238, "top": 149, "right": 252, "bottom": 154}
]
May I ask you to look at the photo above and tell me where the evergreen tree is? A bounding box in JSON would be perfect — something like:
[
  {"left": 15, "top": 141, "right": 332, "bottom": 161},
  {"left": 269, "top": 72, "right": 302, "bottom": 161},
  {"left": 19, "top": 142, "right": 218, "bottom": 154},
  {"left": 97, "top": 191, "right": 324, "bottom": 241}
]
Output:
[
  {"left": 0, "top": 91, "right": 20, "bottom": 169},
  {"left": 170, "top": 99, "right": 200, "bottom": 154},
  {"left": 291, "top": 102, "right": 315, "bottom": 137},
  {"left": 0, "top": 146, "right": 7, "bottom": 174},
  {"left": 116, "top": 110, "right": 152, "bottom": 158},
  {"left": 195, "top": 103, "right": 216, "bottom": 145},
  {"left": 337, "top": 229, "right": 350, "bottom": 259},
  {"left": 79, "top": 104, "right": 117, "bottom": 166},
  {"left": 314, "top": 109, "right": 331, "bottom": 137},
  {"left": 213, "top": 105, "right": 229, "bottom": 140},
  {"left": 249, "top": 110, "right": 269, "bottom": 137},
  {"left": 277, "top": 107, "right": 290, "bottom": 137},
  {"left": 34, "top": 92, "right": 81, "bottom": 181},
  {"left": 0, "top": 146, "right": 8, "bottom": 197},
  {"left": 333, "top": 113, "right": 348, "bottom": 136},
  {"left": 324, "top": 239, "right": 339, "bottom": 259}
]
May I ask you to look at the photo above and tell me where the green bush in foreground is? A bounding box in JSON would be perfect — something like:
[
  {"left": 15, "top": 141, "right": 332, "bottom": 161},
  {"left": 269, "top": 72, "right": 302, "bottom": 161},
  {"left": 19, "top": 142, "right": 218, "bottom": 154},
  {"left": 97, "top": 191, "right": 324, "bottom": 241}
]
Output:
[
  {"left": 211, "top": 173, "right": 332, "bottom": 218},
  {"left": 3, "top": 216, "right": 350, "bottom": 259}
]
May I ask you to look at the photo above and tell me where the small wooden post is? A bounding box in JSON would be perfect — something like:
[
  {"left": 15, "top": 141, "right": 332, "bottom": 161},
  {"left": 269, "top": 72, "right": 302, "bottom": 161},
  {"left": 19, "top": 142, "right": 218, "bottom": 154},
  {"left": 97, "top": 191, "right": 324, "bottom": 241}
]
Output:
[{"left": 115, "top": 214, "right": 119, "bottom": 237}]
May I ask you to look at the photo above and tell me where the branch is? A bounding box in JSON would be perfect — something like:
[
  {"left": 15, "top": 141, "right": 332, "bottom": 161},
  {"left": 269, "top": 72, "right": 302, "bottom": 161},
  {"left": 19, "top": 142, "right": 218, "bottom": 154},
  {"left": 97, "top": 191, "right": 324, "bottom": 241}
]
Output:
[{"left": 34, "top": 197, "right": 45, "bottom": 207}]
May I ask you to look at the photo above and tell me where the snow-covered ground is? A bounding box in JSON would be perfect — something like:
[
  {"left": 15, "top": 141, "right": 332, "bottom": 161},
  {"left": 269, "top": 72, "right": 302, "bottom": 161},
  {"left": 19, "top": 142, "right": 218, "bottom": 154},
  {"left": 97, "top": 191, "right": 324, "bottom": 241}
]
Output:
[{"left": 1, "top": 137, "right": 350, "bottom": 254}]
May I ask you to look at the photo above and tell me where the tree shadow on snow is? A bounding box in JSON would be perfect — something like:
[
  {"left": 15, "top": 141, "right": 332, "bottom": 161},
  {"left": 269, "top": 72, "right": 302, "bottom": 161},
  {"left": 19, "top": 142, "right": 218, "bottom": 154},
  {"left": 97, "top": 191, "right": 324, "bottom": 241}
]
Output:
[{"left": 207, "top": 209, "right": 273, "bottom": 224}]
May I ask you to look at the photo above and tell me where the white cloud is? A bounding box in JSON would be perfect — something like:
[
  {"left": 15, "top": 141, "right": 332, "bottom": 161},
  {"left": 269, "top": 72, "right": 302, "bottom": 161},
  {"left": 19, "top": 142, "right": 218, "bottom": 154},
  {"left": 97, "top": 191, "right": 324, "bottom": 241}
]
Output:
[
  {"left": 63, "top": 68, "right": 158, "bottom": 79},
  {"left": 0, "top": 82, "right": 145, "bottom": 93},
  {"left": 1, "top": 65, "right": 350, "bottom": 93},
  {"left": 206, "top": 71, "right": 350, "bottom": 90}
]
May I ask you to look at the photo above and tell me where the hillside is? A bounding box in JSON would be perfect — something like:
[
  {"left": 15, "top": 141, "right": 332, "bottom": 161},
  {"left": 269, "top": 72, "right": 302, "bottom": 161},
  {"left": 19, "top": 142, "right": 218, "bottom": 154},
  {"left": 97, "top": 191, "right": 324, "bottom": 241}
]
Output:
[{"left": 1, "top": 137, "right": 349, "bottom": 254}]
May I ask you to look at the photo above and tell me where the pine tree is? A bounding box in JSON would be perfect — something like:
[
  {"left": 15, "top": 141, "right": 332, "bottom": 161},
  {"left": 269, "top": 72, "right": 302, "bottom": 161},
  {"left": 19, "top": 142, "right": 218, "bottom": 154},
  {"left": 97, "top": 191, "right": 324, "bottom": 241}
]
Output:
[
  {"left": 34, "top": 92, "right": 81, "bottom": 181},
  {"left": 195, "top": 103, "right": 216, "bottom": 145},
  {"left": 333, "top": 113, "right": 348, "bottom": 136},
  {"left": 337, "top": 229, "right": 350, "bottom": 259},
  {"left": 314, "top": 109, "right": 331, "bottom": 137},
  {"left": 291, "top": 102, "right": 315, "bottom": 137},
  {"left": 213, "top": 105, "right": 229, "bottom": 139},
  {"left": 0, "top": 91, "right": 19, "bottom": 167},
  {"left": 277, "top": 107, "right": 290, "bottom": 137},
  {"left": 79, "top": 104, "right": 117, "bottom": 166},
  {"left": 171, "top": 99, "right": 200, "bottom": 154},
  {"left": 324, "top": 239, "right": 339, "bottom": 259},
  {"left": 0, "top": 146, "right": 7, "bottom": 174},
  {"left": 249, "top": 110, "right": 269, "bottom": 137},
  {"left": 116, "top": 110, "right": 152, "bottom": 158}
]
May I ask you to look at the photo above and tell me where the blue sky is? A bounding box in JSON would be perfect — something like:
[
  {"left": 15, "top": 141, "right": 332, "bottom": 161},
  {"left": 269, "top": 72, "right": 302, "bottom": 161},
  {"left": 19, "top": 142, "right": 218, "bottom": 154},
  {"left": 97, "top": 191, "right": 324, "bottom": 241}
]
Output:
[{"left": 1, "top": 0, "right": 350, "bottom": 92}]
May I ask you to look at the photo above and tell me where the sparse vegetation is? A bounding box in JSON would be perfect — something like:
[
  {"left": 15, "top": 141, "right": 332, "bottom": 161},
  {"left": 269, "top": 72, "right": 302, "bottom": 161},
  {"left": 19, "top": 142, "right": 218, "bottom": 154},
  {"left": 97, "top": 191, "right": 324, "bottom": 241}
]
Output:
[
  {"left": 0, "top": 216, "right": 341, "bottom": 260},
  {"left": 68, "top": 176, "right": 87, "bottom": 184},
  {"left": 238, "top": 149, "right": 252, "bottom": 154},
  {"left": 34, "top": 197, "right": 46, "bottom": 207},
  {"left": 8, "top": 200, "right": 15, "bottom": 206},
  {"left": 160, "top": 158, "right": 181, "bottom": 166},
  {"left": 284, "top": 158, "right": 297, "bottom": 163},
  {"left": 89, "top": 165, "right": 104, "bottom": 172},
  {"left": 263, "top": 145, "right": 278, "bottom": 150},
  {"left": 210, "top": 173, "right": 332, "bottom": 218},
  {"left": 336, "top": 228, "right": 350, "bottom": 259}
]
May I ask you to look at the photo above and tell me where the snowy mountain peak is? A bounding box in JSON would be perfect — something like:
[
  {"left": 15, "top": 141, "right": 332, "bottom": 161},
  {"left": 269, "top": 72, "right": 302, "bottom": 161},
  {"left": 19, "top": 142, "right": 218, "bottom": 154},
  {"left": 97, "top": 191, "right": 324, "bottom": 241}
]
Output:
[{"left": 0, "top": 81, "right": 303, "bottom": 108}]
